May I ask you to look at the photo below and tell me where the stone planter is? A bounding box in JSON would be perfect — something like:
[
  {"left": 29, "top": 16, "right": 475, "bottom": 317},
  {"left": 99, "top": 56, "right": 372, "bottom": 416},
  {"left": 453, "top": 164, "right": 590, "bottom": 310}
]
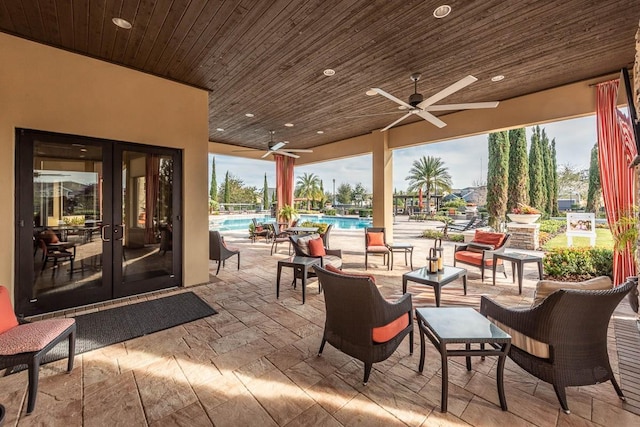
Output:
[{"left": 507, "top": 213, "right": 541, "bottom": 224}]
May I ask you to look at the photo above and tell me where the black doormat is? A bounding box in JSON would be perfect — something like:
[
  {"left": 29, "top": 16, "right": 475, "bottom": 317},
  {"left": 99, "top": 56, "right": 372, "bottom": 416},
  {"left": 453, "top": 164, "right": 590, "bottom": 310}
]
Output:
[{"left": 24, "top": 292, "right": 217, "bottom": 367}]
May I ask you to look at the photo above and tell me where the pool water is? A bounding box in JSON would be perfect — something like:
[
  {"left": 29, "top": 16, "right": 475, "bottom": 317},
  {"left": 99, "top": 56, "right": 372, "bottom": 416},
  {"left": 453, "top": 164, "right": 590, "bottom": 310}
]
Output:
[{"left": 211, "top": 214, "right": 372, "bottom": 231}]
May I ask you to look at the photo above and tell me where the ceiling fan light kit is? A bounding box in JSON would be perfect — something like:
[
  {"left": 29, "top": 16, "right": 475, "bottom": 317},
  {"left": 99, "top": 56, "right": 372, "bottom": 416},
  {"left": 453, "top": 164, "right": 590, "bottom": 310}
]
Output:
[{"left": 371, "top": 73, "right": 500, "bottom": 131}]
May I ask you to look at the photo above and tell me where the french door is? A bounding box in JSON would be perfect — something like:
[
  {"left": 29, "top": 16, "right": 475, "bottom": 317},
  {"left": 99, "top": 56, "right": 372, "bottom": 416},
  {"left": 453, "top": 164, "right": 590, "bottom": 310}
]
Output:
[{"left": 15, "top": 129, "right": 182, "bottom": 316}]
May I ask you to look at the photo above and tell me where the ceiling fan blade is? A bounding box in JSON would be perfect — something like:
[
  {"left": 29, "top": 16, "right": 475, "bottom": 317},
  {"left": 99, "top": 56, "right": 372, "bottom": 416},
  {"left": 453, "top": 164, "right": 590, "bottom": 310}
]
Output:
[
  {"left": 270, "top": 141, "right": 286, "bottom": 151},
  {"left": 425, "top": 101, "right": 500, "bottom": 111},
  {"left": 283, "top": 149, "right": 313, "bottom": 153},
  {"left": 261, "top": 151, "right": 273, "bottom": 158},
  {"left": 372, "top": 88, "right": 414, "bottom": 109},
  {"left": 417, "top": 75, "right": 478, "bottom": 109},
  {"left": 278, "top": 151, "right": 300, "bottom": 158},
  {"left": 416, "top": 110, "right": 447, "bottom": 128},
  {"left": 381, "top": 112, "right": 412, "bottom": 131}
]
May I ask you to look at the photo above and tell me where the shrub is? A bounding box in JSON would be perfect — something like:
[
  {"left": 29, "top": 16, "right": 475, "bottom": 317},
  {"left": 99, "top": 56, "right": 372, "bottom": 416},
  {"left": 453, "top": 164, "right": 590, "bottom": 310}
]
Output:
[
  {"left": 543, "top": 248, "right": 613, "bottom": 280},
  {"left": 449, "top": 234, "right": 465, "bottom": 242},
  {"left": 323, "top": 208, "right": 336, "bottom": 216},
  {"left": 539, "top": 219, "right": 565, "bottom": 234},
  {"left": 299, "top": 221, "right": 328, "bottom": 234},
  {"left": 442, "top": 198, "right": 466, "bottom": 209},
  {"left": 422, "top": 230, "right": 444, "bottom": 239}
]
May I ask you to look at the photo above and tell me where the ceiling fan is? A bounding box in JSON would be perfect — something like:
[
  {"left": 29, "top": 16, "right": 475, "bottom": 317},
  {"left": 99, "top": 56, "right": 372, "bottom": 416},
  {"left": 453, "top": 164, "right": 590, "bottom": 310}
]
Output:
[
  {"left": 369, "top": 73, "right": 499, "bottom": 131},
  {"left": 233, "top": 131, "right": 313, "bottom": 159}
]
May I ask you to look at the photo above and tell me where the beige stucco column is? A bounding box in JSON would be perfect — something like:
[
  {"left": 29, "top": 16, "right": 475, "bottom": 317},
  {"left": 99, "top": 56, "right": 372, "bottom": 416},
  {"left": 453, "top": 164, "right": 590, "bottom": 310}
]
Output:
[{"left": 371, "top": 131, "right": 394, "bottom": 240}]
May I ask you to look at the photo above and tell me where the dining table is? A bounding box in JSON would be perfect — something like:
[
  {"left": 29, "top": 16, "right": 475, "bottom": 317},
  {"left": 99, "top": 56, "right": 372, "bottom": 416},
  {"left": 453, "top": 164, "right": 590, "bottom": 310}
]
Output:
[{"left": 284, "top": 226, "right": 318, "bottom": 235}]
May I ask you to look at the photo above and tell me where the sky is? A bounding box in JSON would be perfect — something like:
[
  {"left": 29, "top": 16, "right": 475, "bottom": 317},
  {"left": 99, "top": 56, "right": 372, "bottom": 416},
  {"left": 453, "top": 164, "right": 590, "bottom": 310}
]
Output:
[{"left": 208, "top": 115, "right": 597, "bottom": 193}]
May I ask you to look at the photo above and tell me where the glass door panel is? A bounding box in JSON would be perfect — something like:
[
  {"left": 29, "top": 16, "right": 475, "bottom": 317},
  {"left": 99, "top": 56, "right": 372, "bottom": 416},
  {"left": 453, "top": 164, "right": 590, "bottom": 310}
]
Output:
[{"left": 118, "top": 150, "right": 175, "bottom": 293}]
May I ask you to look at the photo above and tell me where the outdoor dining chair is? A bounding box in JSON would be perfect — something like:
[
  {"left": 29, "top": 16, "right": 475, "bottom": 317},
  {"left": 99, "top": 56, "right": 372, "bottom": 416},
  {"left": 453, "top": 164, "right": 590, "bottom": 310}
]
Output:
[
  {"left": 209, "top": 231, "right": 241, "bottom": 275},
  {"left": 0, "top": 286, "right": 76, "bottom": 414},
  {"left": 364, "top": 227, "right": 389, "bottom": 270}
]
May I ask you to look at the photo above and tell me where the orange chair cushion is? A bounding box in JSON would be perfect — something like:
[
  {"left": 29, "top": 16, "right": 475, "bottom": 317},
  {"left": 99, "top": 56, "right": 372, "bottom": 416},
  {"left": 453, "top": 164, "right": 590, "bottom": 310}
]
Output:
[
  {"left": 0, "top": 286, "right": 18, "bottom": 334},
  {"left": 366, "top": 232, "right": 385, "bottom": 247},
  {"left": 308, "top": 238, "right": 326, "bottom": 256},
  {"left": 473, "top": 230, "right": 505, "bottom": 247},
  {"left": 325, "top": 264, "right": 375, "bottom": 284},
  {"left": 372, "top": 314, "right": 409, "bottom": 343},
  {"left": 454, "top": 251, "right": 501, "bottom": 266},
  {"left": 0, "top": 318, "right": 75, "bottom": 355}
]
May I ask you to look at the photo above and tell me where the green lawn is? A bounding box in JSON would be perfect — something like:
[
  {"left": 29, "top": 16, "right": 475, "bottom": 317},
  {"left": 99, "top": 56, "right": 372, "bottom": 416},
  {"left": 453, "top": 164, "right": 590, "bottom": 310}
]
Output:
[{"left": 542, "top": 228, "right": 613, "bottom": 250}]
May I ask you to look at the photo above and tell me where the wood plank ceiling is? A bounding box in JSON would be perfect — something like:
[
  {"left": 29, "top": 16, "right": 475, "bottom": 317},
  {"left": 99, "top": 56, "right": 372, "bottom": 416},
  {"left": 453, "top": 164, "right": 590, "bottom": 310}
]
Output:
[{"left": 1, "top": 0, "right": 638, "bottom": 152}]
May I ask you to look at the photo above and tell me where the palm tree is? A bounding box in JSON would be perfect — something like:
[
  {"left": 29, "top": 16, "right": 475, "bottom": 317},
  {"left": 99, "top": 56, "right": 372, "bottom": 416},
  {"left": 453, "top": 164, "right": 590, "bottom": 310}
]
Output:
[
  {"left": 295, "top": 172, "right": 321, "bottom": 210},
  {"left": 405, "top": 156, "right": 453, "bottom": 214}
]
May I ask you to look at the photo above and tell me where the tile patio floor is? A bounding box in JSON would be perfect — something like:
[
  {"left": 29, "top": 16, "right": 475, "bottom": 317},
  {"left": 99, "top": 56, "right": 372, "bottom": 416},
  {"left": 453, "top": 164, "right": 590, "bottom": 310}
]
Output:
[{"left": 1, "top": 220, "right": 640, "bottom": 426}]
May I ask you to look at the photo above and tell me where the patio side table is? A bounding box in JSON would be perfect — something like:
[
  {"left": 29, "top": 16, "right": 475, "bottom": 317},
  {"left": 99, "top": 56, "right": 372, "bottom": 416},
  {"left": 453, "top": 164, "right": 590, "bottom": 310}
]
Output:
[
  {"left": 416, "top": 307, "right": 511, "bottom": 413},
  {"left": 492, "top": 252, "right": 543, "bottom": 294},
  {"left": 386, "top": 243, "right": 414, "bottom": 270},
  {"left": 276, "top": 256, "right": 322, "bottom": 304},
  {"left": 402, "top": 266, "right": 467, "bottom": 307}
]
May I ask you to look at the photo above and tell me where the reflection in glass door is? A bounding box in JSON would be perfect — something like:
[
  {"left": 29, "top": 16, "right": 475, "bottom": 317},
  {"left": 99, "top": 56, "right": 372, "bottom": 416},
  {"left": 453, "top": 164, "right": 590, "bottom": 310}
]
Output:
[
  {"left": 117, "top": 150, "right": 177, "bottom": 297},
  {"left": 15, "top": 129, "right": 181, "bottom": 315}
]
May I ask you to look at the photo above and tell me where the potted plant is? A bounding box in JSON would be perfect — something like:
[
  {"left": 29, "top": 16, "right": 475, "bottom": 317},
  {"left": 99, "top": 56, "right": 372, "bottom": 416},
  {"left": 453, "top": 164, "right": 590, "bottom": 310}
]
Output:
[
  {"left": 278, "top": 204, "right": 298, "bottom": 226},
  {"left": 507, "top": 204, "right": 542, "bottom": 224}
]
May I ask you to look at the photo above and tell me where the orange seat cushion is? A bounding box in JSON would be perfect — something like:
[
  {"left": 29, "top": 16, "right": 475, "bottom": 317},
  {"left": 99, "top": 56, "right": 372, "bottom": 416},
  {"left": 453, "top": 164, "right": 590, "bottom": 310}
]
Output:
[
  {"left": 325, "top": 264, "right": 375, "bottom": 284},
  {"left": 473, "top": 230, "right": 505, "bottom": 247},
  {"left": 308, "top": 238, "right": 326, "bottom": 256},
  {"left": 372, "top": 314, "right": 409, "bottom": 343},
  {"left": 454, "top": 251, "right": 501, "bottom": 266},
  {"left": 0, "top": 286, "right": 18, "bottom": 334},
  {"left": 366, "top": 232, "right": 385, "bottom": 247}
]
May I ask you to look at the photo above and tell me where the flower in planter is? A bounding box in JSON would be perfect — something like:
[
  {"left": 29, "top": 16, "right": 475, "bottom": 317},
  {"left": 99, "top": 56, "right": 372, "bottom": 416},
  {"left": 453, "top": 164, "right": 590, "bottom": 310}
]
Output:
[{"left": 511, "top": 203, "right": 541, "bottom": 215}]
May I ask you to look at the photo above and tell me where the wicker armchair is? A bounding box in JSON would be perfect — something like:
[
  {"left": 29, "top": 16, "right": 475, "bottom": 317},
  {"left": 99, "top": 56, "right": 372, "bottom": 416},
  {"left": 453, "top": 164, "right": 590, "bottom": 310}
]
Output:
[
  {"left": 364, "top": 227, "right": 390, "bottom": 270},
  {"left": 453, "top": 231, "right": 511, "bottom": 281},
  {"left": 480, "top": 278, "right": 637, "bottom": 414},
  {"left": 0, "top": 286, "right": 76, "bottom": 414},
  {"left": 314, "top": 266, "right": 413, "bottom": 384},
  {"left": 209, "top": 231, "right": 240, "bottom": 275}
]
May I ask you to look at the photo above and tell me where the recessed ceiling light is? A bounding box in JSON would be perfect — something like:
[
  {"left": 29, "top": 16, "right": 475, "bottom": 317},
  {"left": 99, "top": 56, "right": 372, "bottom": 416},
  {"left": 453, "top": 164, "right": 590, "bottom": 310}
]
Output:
[
  {"left": 112, "top": 17, "right": 132, "bottom": 29},
  {"left": 80, "top": 148, "right": 87, "bottom": 152},
  {"left": 284, "top": 123, "right": 294, "bottom": 127},
  {"left": 366, "top": 89, "right": 377, "bottom": 96},
  {"left": 323, "top": 69, "right": 336, "bottom": 76},
  {"left": 398, "top": 105, "right": 408, "bottom": 110},
  {"left": 491, "top": 75, "right": 505, "bottom": 82},
  {"left": 216, "top": 128, "right": 224, "bottom": 132},
  {"left": 317, "top": 131, "right": 324, "bottom": 134},
  {"left": 245, "top": 113, "right": 254, "bottom": 117},
  {"left": 433, "top": 5, "right": 451, "bottom": 19}
]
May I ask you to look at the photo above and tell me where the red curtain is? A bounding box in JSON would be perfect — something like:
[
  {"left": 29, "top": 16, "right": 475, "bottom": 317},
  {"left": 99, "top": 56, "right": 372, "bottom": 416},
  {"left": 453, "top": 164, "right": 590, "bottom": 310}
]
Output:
[
  {"left": 275, "top": 155, "right": 295, "bottom": 220},
  {"left": 596, "top": 80, "right": 637, "bottom": 285},
  {"left": 145, "top": 154, "right": 160, "bottom": 244}
]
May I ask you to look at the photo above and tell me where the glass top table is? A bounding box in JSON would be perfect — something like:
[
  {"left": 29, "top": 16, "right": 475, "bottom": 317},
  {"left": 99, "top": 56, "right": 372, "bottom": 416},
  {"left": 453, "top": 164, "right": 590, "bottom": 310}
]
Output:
[
  {"left": 415, "top": 307, "right": 511, "bottom": 413},
  {"left": 402, "top": 266, "right": 467, "bottom": 307}
]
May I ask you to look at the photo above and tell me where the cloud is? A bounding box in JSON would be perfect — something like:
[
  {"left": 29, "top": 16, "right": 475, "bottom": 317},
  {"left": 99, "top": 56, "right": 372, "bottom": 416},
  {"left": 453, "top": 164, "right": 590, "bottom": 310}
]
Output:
[{"left": 210, "top": 116, "right": 596, "bottom": 192}]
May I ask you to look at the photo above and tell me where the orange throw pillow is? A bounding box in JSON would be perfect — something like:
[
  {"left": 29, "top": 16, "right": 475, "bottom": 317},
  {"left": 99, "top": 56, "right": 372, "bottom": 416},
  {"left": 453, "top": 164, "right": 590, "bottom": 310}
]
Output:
[
  {"left": 372, "top": 315, "right": 409, "bottom": 343},
  {"left": 325, "top": 264, "right": 376, "bottom": 284},
  {"left": 0, "top": 286, "right": 18, "bottom": 334},
  {"left": 366, "top": 232, "right": 385, "bottom": 247},
  {"left": 473, "top": 230, "right": 505, "bottom": 247},
  {"left": 308, "top": 238, "right": 326, "bottom": 256}
]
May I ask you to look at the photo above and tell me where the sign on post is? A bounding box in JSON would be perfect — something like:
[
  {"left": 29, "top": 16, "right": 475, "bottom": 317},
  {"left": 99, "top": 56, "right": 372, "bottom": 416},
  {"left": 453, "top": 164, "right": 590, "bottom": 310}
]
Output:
[{"left": 566, "top": 213, "right": 596, "bottom": 246}]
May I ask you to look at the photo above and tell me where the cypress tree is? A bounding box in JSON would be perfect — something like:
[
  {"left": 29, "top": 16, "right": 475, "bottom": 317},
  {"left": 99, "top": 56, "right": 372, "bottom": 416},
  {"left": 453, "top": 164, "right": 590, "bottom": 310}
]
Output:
[
  {"left": 586, "top": 143, "right": 601, "bottom": 212},
  {"left": 224, "top": 171, "right": 230, "bottom": 205},
  {"left": 262, "top": 173, "right": 269, "bottom": 210},
  {"left": 529, "top": 126, "right": 545, "bottom": 210},
  {"left": 550, "top": 138, "right": 559, "bottom": 216},
  {"left": 541, "top": 129, "right": 553, "bottom": 214},
  {"left": 507, "top": 128, "right": 529, "bottom": 211},
  {"left": 209, "top": 156, "right": 217, "bottom": 201},
  {"left": 486, "top": 131, "right": 510, "bottom": 229}
]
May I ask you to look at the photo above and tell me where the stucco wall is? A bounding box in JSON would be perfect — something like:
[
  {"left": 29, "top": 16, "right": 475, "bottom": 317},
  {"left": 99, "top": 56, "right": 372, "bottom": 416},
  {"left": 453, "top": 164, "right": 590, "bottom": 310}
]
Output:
[{"left": 0, "top": 33, "right": 210, "bottom": 301}]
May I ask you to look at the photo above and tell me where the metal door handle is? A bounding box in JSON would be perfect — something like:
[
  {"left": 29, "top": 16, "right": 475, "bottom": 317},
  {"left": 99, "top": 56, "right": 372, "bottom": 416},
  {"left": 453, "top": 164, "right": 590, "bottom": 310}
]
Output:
[{"left": 101, "top": 224, "right": 111, "bottom": 242}]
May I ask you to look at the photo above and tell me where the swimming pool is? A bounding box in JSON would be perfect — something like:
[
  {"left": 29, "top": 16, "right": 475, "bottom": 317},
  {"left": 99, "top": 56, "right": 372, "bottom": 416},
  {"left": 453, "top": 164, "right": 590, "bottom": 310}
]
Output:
[{"left": 210, "top": 214, "right": 372, "bottom": 231}]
